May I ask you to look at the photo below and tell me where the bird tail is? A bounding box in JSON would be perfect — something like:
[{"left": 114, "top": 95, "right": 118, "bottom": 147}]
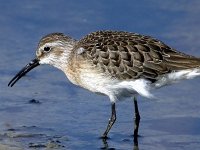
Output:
[
  {"left": 154, "top": 50, "right": 200, "bottom": 88},
  {"left": 164, "top": 52, "right": 200, "bottom": 70}
]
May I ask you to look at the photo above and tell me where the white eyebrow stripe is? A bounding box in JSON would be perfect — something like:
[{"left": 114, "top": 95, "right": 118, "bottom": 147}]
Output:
[{"left": 42, "top": 41, "right": 65, "bottom": 48}]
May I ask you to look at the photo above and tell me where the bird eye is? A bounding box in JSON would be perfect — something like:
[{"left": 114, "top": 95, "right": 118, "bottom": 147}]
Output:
[{"left": 43, "top": 46, "right": 51, "bottom": 52}]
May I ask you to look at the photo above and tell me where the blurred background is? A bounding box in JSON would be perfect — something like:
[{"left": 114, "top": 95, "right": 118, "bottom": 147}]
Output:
[{"left": 0, "top": 0, "right": 200, "bottom": 149}]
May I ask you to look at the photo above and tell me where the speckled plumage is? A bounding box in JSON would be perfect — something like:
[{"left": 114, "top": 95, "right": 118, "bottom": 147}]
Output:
[
  {"left": 71, "top": 31, "right": 200, "bottom": 82},
  {"left": 8, "top": 30, "right": 200, "bottom": 139}
]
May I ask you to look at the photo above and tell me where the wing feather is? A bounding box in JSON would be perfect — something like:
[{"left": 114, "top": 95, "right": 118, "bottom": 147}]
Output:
[{"left": 74, "top": 31, "right": 200, "bottom": 82}]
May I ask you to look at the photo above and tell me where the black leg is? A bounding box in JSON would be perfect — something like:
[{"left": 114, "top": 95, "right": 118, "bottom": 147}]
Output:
[
  {"left": 101, "top": 138, "right": 109, "bottom": 149},
  {"left": 102, "top": 103, "right": 116, "bottom": 139},
  {"left": 133, "top": 97, "right": 140, "bottom": 145}
]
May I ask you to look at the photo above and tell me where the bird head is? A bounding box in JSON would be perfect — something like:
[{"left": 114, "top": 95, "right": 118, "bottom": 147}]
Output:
[{"left": 8, "top": 33, "right": 75, "bottom": 87}]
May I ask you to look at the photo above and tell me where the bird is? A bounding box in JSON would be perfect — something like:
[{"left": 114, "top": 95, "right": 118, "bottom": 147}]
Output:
[{"left": 8, "top": 30, "right": 200, "bottom": 140}]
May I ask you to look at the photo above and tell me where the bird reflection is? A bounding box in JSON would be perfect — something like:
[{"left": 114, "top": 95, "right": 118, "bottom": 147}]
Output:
[{"left": 101, "top": 136, "right": 139, "bottom": 150}]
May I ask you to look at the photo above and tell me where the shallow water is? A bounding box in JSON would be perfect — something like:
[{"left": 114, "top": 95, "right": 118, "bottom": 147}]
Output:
[{"left": 0, "top": 1, "right": 200, "bottom": 149}]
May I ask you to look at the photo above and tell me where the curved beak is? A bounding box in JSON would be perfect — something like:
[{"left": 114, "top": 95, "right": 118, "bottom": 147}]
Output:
[{"left": 8, "top": 58, "right": 40, "bottom": 87}]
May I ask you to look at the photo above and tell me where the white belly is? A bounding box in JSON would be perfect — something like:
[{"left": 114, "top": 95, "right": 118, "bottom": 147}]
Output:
[{"left": 77, "top": 67, "right": 200, "bottom": 102}]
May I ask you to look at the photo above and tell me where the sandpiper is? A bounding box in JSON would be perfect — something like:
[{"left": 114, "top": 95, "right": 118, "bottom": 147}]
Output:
[{"left": 8, "top": 31, "right": 200, "bottom": 139}]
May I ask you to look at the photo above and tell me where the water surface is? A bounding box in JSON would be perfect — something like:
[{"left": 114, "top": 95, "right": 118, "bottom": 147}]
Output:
[{"left": 0, "top": 1, "right": 200, "bottom": 149}]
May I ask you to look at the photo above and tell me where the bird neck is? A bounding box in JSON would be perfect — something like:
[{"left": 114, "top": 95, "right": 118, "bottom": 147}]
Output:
[{"left": 53, "top": 40, "right": 77, "bottom": 72}]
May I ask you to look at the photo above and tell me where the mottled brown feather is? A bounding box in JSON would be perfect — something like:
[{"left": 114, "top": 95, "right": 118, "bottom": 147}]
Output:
[
  {"left": 74, "top": 31, "right": 200, "bottom": 82},
  {"left": 38, "top": 33, "right": 73, "bottom": 47}
]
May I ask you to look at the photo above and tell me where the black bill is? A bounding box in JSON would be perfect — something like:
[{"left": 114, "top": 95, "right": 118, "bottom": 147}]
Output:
[{"left": 8, "top": 58, "right": 40, "bottom": 87}]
